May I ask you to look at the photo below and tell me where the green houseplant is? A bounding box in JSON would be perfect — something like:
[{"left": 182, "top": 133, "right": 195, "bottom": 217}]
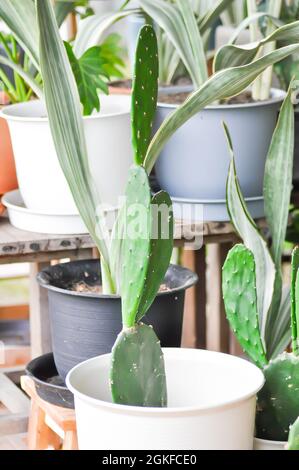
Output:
[
  {"left": 37, "top": 0, "right": 265, "bottom": 450},
  {"left": 0, "top": 0, "right": 131, "bottom": 227},
  {"left": 35, "top": 4, "right": 197, "bottom": 380},
  {"left": 128, "top": 0, "right": 299, "bottom": 222},
  {"left": 222, "top": 80, "right": 298, "bottom": 448}
]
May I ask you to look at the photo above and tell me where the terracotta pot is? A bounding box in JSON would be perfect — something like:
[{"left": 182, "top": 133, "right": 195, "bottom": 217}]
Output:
[
  {"left": 0, "top": 115, "right": 18, "bottom": 195},
  {"left": 108, "top": 80, "right": 132, "bottom": 95}
]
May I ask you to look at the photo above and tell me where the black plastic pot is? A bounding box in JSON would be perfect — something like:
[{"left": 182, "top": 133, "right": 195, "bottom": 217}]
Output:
[
  {"left": 37, "top": 260, "right": 198, "bottom": 380},
  {"left": 26, "top": 353, "right": 74, "bottom": 409}
]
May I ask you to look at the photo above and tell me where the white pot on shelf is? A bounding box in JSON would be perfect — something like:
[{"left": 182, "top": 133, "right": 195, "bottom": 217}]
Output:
[
  {"left": 66, "top": 348, "right": 264, "bottom": 450},
  {"left": 1, "top": 95, "right": 133, "bottom": 215}
]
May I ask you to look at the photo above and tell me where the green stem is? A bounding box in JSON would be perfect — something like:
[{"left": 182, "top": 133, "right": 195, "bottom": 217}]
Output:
[{"left": 101, "top": 259, "right": 116, "bottom": 295}]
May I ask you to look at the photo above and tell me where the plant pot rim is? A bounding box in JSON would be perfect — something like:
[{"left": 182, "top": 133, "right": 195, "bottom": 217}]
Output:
[
  {"left": 254, "top": 437, "right": 287, "bottom": 446},
  {"left": 37, "top": 262, "right": 198, "bottom": 299},
  {"left": 0, "top": 94, "right": 131, "bottom": 123},
  {"left": 157, "top": 86, "right": 286, "bottom": 110},
  {"left": 66, "top": 348, "right": 265, "bottom": 416},
  {"left": 172, "top": 195, "right": 264, "bottom": 204},
  {"left": 26, "top": 352, "right": 67, "bottom": 392}
]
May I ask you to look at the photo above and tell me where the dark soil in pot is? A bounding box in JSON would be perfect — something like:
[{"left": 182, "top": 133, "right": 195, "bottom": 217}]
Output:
[{"left": 37, "top": 260, "right": 197, "bottom": 380}]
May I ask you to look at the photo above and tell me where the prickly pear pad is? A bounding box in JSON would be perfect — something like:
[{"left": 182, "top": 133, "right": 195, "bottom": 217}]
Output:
[
  {"left": 256, "top": 353, "right": 299, "bottom": 441},
  {"left": 110, "top": 323, "right": 167, "bottom": 407},
  {"left": 222, "top": 244, "right": 267, "bottom": 368}
]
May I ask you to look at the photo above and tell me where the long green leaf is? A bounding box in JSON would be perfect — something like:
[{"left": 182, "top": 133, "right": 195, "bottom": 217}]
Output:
[
  {"left": 144, "top": 43, "right": 299, "bottom": 173},
  {"left": 268, "top": 286, "right": 291, "bottom": 359},
  {"left": 214, "top": 19, "right": 299, "bottom": 71},
  {"left": 0, "top": 0, "right": 39, "bottom": 70},
  {"left": 291, "top": 249, "right": 299, "bottom": 355},
  {"left": 228, "top": 13, "right": 282, "bottom": 45},
  {"left": 138, "top": 0, "right": 205, "bottom": 88},
  {"left": 54, "top": 0, "right": 77, "bottom": 28},
  {"left": 36, "top": 0, "right": 111, "bottom": 280},
  {"left": 224, "top": 124, "right": 276, "bottom": 349},
  {"left": 198, "top": 0, "right": 235, "bottom": 34},
  {"left": 0, "top": 55, "right": 43, "bottom": 99},
  {"left": 74, "top": 9, "right": 139, "bottom": 56},
  {"left": 263, "top": 86, "right": 294, "bottom": 352},
  {"left": 264, "top": 86, "right": 294, "bottom": 270},
  {"left": 177, "top": 0, "right": 208, "bottom": 86}
]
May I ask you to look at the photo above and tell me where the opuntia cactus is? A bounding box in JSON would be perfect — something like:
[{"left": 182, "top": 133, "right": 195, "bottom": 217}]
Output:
[
  {"left": 222, "top": 244, "right": 267, "bottom": 368},
  {"left": 109, "top": 26, "right": 173, "bottom": 408},
  {"left": 223, "top": 245, "right": 299, "bottom": 441},
  {"left": 110, "top": 165, "right": 173, "bottom": 407},
  {"left": 287, "top": 417, "right": 299, "bottom": 450},
  {"left": 110, "top": 323, "right": 167, "bottom": 407},
  {"left": 256, "top": 353, "right": 299, "bottom": 441},
  {"left": 131, "top": 24, "right": 158, "bottom": 166}
]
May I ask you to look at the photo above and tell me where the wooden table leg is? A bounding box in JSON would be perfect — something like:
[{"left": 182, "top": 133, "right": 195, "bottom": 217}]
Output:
[
  {"left": 62, "top": 430, "right": 78, "bottom": 450},
  {"left": 29, "top": 262, "right": 52, "bottom": 359},
  {"left": 27, "top": 401, "right": 60, "bottom": 450},
  {"left": 182, "top": 247, "right": 206, "bottom": 349},
  {"left": 206, "top": 243, "right": 231, "bottom": 353}
]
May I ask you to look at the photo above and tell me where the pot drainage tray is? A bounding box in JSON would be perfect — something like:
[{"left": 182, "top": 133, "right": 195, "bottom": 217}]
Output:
[
  {"left": 26, "top": 353, "right": 74, "bottom": 409},
  {"left": 172, "top": 196, "right": 264, "bottom": 222},
  {"left": 2, "top": 190, "right": 88, "bottom": 235}
]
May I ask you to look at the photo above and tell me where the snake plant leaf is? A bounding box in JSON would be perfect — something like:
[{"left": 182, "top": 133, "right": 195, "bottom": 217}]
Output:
[
  {"left": 132, "top": 25, "right": 159, "bottom": 166},
  {"left": 214, "top": 19, "right": 299, "bottom": 71},
  {"left": 74, "top": 8, "right": 139, "bottom": 56},
  {"left": 288, "top": 417, "right": 299, "bottom": 450},
  {"left": 268, "top": 286, "right": 292, "bottom": 359},
  {"left": 198, "top": 0, "right": 235, "bottom": 34},
  {"left": 263, "top": 86, "right": 294, "bottom": 353},
  {"left": 65, "top": 42, "right": 109, "bottom": 116},
  {"left": 264, "top": 85, "right": 294, "bottom": 270},
  {"left": 224, "top": 123, "right": 276, "bottom": 350},
  {"left": 54, "top": 0, "right": 77, "bottom": 28},
  {"left": 138, "top": 0, "right": 207, "bottom": 88},
  {"left": 291, "top": 248, "right": 299, "bottom": 355},
  {"left": 144, "top": 43, "right": 299, "bottom": 174},
  {"left": 227, "top": 13, "right": 282, "bottom": 45},
  {"left": 0, "top": 0, "right": 39, "bottom": 70},
  {"left": 0, "top": 54, "right": 43, "bottom": 99},
  {"left": 36, "top": 0, "right": 111, "bottom": 274}
]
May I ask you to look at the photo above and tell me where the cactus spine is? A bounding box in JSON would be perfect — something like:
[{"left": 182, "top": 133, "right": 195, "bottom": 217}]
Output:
[{"left": 110, "top": 26, "right": 173, "bottom": 407}]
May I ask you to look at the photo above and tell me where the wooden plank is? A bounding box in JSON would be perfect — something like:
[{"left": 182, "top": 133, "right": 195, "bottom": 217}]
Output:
[
  {"left": 0, "top": 249, "right": 93, "bottom": 265},
  {"left": 29, "top": 262, "right": 52, "bottom": 358},
  {"left": 0, "top": 373, "right": 29, "bottom": 413},
  {"left": 206, "top": 243, "right": 231, "bottom": 353},
  {"left": 0, "top": 412, "right": 28, "bottom": 435},
  {"left": 0, "top": 346, "right": 30, "bottom": 369}
]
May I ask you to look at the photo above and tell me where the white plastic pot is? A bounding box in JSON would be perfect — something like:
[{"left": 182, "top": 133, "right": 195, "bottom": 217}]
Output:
[
  {"left": 0, "top": 95, "right": 132, "bottom": 214},
  {"left": 66, "top": 348, "right": 264, "bottom": 450},
  {"left": 253, "top": 437, "right": 286, "bottom": 450}
]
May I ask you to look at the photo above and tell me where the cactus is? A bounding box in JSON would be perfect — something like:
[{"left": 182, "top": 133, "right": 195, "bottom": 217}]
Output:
[
  {"left": 287, "top": 417, "right": 299, "bottom": 450},
  {"left": 256, "top": 353, "right": 299, "bottom": 441},
  {"left": 110, "top": 323, "right": 167, "bottom": 407},
  {"left": 131, "top": 24, "right": 158, "bottom": 166},
  {"left": 110, "top": 165, "right": 173, "bottom": 406},
  {"left": 222, "top": 244, "right": 267, "bottom": 368}
]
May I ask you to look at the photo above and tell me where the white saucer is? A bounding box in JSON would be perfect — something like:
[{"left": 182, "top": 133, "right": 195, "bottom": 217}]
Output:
[{"left": 2, "top": 190, "right": 89, "bottom": 235}]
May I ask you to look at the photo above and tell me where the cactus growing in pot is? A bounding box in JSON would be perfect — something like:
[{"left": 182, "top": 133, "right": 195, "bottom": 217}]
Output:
[{"left": 222, "top": 84, "right": 299, "bottom": 442}]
